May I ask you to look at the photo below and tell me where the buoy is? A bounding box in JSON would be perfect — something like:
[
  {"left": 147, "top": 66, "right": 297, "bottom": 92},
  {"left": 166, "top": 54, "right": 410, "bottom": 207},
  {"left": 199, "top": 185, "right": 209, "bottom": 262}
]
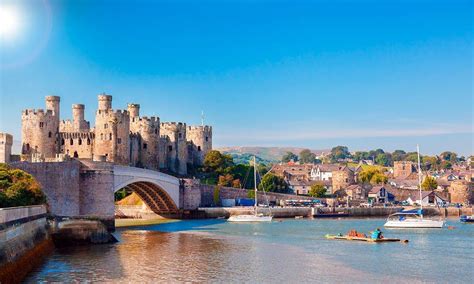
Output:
[{"left": 402, "top": 239, "right": 409, "bottom": 243}]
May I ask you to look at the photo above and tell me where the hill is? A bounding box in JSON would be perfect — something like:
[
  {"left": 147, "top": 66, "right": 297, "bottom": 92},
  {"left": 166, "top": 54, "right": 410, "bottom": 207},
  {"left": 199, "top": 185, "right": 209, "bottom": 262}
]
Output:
[{"left": 217, "top": 146, "right": 330, "bottom": 164}]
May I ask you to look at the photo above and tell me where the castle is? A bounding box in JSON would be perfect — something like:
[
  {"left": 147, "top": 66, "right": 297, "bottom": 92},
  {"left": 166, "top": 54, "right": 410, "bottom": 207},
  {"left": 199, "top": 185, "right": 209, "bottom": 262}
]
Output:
[{"left": 20, "top": 95, "right": 212, "bottom": 175}]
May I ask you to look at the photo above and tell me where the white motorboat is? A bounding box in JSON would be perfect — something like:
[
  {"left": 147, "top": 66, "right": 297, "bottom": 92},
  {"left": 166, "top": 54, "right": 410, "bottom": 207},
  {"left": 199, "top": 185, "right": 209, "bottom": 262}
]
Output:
[
  {"left": 384, "top": 145, "right": 445, "bottom": 229},
  {"left": 228, "top": 156, "right": 273, "bottom": 222}
]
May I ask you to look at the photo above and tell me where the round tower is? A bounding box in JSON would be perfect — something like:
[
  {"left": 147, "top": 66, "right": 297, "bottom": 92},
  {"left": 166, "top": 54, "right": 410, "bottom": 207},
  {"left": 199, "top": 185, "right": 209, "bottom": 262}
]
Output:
[
  {"left": 72, "top": 104, "right": 88, "bottom": 131},
  {"left": 21, "top": 109, "right": 58, "bottom": 159},
  {"left": 160, "top": 122, "right": 188, "bottom": 175},
  {"left": 94, "top": 95, "right": 130, "bottom": 164},
  {"left": 98, "top": 94, "right": 112, "bottom": 111},
  {"left": 45, "top": 95, "right": 60, "bottom": 116},
  {"left": 127, "top": 103, "right": 140, "bottom": 118},
  {"left": 187, "top": 125, "right": 212, "bottom": 165},
  {"left": 130, "top": 116, "right": 160, "bottom": 170}
]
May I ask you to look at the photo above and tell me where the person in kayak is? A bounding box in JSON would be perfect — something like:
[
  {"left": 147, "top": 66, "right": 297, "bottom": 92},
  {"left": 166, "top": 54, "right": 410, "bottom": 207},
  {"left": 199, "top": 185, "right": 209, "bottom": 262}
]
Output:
[{"left": 371, "top": 228, "right": 384, "bottom": 239}]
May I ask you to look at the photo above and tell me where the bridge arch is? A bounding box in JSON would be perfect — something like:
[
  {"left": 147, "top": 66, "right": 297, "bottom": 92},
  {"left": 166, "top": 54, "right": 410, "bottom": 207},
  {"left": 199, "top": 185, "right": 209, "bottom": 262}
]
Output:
[
  {"left": 115, "top": 181, "right": 178, "bottom": 214},
  {"left": 113, "top": 165, "right": 181, "bottom": 215}
]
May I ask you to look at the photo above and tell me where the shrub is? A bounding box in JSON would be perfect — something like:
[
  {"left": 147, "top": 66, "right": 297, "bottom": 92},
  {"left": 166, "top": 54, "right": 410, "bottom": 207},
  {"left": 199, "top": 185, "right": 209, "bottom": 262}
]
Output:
[{"left": 0, "top": 163, "right": 46, "bottom": 208}]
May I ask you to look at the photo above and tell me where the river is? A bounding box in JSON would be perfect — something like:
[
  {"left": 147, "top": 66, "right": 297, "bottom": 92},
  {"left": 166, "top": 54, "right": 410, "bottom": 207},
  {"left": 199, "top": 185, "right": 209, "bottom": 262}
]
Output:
[{"left": 25, "top": 218, "right": 473, "bottom": 283}]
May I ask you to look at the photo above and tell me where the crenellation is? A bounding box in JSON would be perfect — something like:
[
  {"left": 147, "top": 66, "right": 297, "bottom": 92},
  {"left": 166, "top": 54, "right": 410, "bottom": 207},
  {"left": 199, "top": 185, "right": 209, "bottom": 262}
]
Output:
[{"left": 20, "top": 94, "right": 213, "bottom": 175}]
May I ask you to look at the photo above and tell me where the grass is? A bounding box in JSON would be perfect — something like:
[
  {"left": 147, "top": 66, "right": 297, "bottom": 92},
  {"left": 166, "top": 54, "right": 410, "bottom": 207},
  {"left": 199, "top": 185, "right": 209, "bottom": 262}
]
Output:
[
  {"left": 347, "top": 162, "right": 387, "bottom": 171},
  {"left": 115, "top": 218, "right": 178, "bottom": 228}
]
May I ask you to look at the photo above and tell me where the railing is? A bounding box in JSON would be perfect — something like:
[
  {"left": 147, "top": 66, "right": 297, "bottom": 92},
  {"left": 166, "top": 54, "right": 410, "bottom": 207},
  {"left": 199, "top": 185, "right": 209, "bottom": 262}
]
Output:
[{"left": 0, "top": 205, "right": 47, "bottom": 225}]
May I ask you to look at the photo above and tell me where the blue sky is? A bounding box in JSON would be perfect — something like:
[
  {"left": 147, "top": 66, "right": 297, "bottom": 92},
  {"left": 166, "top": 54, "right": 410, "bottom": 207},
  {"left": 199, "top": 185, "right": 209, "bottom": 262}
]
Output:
[{"left": 0, "top": 0, "right": 472, "bottom": 155}]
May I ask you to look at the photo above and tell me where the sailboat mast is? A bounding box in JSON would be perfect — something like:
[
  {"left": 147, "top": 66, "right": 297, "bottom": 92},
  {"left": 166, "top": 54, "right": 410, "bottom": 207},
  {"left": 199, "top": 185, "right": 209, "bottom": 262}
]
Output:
[
  {"left": 417, "top": 144, "right": 423, "bottom": 218},
  {"left": 254, "top": 156, "right": 257, "bottom": 215}
]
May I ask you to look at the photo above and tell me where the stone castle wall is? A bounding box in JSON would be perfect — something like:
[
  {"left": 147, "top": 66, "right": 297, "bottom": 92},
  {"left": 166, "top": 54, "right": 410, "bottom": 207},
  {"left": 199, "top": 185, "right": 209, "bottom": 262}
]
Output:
[
  {"left": 20, "top": 95, "right": 212, "bottom": 175},
  {"left": 0, "top": 133, "right": 13, "bottom": 163},
  {"left": 332, "top": 168, "right": 355, "bottom": 191}
]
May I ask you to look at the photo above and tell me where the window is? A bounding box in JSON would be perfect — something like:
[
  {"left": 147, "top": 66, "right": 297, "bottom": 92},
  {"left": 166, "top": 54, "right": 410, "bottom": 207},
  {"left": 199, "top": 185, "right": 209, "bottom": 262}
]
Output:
[
  {"left": 109, "top": 133, "right": 112, "bottom": 140},
  {"left": 118, "top": 138, "right": 122, "bottom": 144},
  {"left": 39, "top": 122, "right": 44, "bottom": 128},
  {"left": 61, "top": 139, "right": 65, "bottom": 145},
  {"left": 26, "top": 143, "right": 30, "bottom": 151},
  {"left": 100, "top": 133, "right": 104, "bottom": 140},
  {"left": 205, "top": 136, "right": 209, "bottom": 142},
  {"left": 104, "top": 123, "right": 108, "bottom": 129},
  {"left": 143, "top": 143, "right": 147, "bottom": 149},
  {"left": 197, "top": 146, "right": 201, "bottom": 151},
  {"left": 168, "top": 145, "right": 172, "bottom": 151},
  {"left": 48, "top": 131, "right": 52, "bottom": 138},
  {"left": 70, "top": 139, "right": 74, "bottom": 145},
  {"left": 155, "top": 128, "right": 158, "bottom": 134},
  {"left": 179, "top": 133, "right": 182, "bottom": 139},
  {"left": 87, "top": 138, "right": 91, "bottom": 145},
  {"left": 78, "top": 138, "right": 82, "bottom": 145}
]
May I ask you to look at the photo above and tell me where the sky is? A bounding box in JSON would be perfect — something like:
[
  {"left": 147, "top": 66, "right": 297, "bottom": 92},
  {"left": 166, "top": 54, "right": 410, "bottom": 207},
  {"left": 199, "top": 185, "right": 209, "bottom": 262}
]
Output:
[{"left": 0, "top": 0, "right": 472, "bottom": 156}]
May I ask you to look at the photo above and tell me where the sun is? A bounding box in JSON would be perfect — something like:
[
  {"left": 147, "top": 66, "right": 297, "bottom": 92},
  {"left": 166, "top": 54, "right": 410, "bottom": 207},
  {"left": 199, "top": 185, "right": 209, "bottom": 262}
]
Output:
[{"left": 0, "top": 5, "right": 22, "bottom": 40}]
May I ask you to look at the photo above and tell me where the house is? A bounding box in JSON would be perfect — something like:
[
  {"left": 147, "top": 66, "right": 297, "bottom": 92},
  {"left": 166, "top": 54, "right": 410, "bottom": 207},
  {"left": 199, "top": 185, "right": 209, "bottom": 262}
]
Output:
[
  {"left": 405, "top": 191, "right": 447, "bottom": 206},
  {"left": 287, "top": 179, "right": 317, "bottom": 195},
  {"left": 344, "top": 184, "right": 367, "bottom": 200},
  {"left": 310, "top": 164, "right": 341, "bottom": 181},
  {"left": 368, "top": 185, "right": 394, "bottom": 204},
  {"left": 388, "top": 179, "right": 419, "bottom": 190}
]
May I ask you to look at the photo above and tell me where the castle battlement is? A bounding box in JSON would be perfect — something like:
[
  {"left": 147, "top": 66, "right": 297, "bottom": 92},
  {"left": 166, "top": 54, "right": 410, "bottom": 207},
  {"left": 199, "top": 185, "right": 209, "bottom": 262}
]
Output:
[
  {"left": 22, "top": 109, "right": 54, "bottom": 117},
  {"left": 96, "top": 109, "right": 129, "bottom": 116},
  {"left": 188, "top": 125, "right": 212, "bottom": 132}
]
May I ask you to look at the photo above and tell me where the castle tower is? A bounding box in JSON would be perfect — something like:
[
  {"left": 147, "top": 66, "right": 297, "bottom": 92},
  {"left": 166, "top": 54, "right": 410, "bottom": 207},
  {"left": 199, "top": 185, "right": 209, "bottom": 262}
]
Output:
[
  {"left": 72, "top": 104, "right": 89, "bottom": 132},
  {"left": 21, "top": 96, "right": 60, "bottom": 159},
  {"left": 127, "top": 103, "right": 140, "bottom": 118},
  {"left": 98, "top": 94, "right": 112, "bottom": 111},
  {"left": 0, "top": 133, "right": 13, "bottom": 163},
  {"left": 186, "top": 125, "right": 212, "bottom": 166},
  {"left": 160, "top": 122, "right": 188, "bottom": 175},
  {"left": 93, "top": 94, "right": 130, "bottom": 164},
  {"left": 393, "top": 161, "right": 417, "bottom": 179},
  {"left": 129, "top": 115, "right": 160, "bottom": 170}
]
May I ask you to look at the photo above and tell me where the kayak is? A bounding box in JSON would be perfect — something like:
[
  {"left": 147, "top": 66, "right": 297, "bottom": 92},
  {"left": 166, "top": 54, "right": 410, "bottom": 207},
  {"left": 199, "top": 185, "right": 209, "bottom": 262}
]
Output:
[{"left": 325, "top": 234, "right": 407, "bottom": 243}]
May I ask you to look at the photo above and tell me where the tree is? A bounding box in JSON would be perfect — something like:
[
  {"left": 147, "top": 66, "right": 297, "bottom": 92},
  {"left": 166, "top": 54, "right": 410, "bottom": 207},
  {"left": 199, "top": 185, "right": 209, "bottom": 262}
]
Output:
[
  {"left": 203, "top": 150, "right": 234, "bottom": 175},
  {"left": 0, "top": 164, "right": 46, "bottom": 208},
  {"left": 440, "top": 161, "right": 452, "bottom": 170},
  {"left": 258, "top": 173, "right": 289, "bottom": 193},
  {"left": 309, "top": 183, "right": 326, "bottom": 197},
  {"left": 353, "top": 151, "right": 370, "bottom": 162},
  {"left": 440, "top": 151, "right": 457, "bottom": 163},
  {"left": 375, "top": 153, "right": 392, "bottom": 166},
  {"left": 405, "top": 152, "right": 420, "bottom": 163},
  {"left": 213, "top": 186, "right": 220, "bottom": 206},
  {"left": 299, "top": 149, "right": 316, "bottom": 164},
  {"left": 421, "top": 176, "right": 438, "bottom": 190},
  {"left": 217, "top": 174, "right": 234, "bottom": 187},
  {"left": 392, "top": 150, "right": 407, "bottom": 161},
  {"left": 422, "top": 156, "right": 439, "bottom": 170},
  {"left": 358, "top": 168, "right": 388, "bottom": 185},
  {"left": 282, "top": 152, "right": 298, "bottom": 163},
  {"left": 330, "top": 146, "right": 351, "bottom": 162}
]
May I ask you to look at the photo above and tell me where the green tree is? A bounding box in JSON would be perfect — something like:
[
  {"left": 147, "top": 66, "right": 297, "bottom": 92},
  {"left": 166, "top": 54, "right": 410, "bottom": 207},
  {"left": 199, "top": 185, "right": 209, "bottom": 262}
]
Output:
[
  {"left": 440, "top": 151, "right": 458, "bottom": 163},
  {"left": 422, "top": 156, "right": 439, "bottom": 170},
  {"left": 299, "top": 149, "right": 316, "bottom": 164},
  {"left": 375, "top": 153, "right": 392, "bottom": 166},
  {"left": 282, "top": 152, "right": 298, "bottom": 163},
  {"left": 330, "top": 146, "right": 351, "bottom": 162},
  {"left": 203, "top": 150, "right": 234, "bottom": 175},
  {"left": 421, "top": 176, "right": 438, "bottom": 190},
  {"left": 440, "top": 161, "right": 452, "bottom": 170},
  {"left": 247, "top": 189, "right": 255, "bottom": 199},
  {"left": 353, "top": 151, "right": 370, "bottom": 162},
  {"left": 309, "top": 183, "right": 326, "bottom": 197},
  {"left": 213, "top": 185, "right": 220, "bottom": 206},
  {"left": 392, "top": 150, "right": 407, "bottom": 161},
  {"left": 0, "top": 164, "right": 46, "bottom": 208},
  {"left": 405, "top": 152, "right": 420, "bottom": 163},
  {"left": 258, "top": 173, "right": 289, "bottom": 193}
]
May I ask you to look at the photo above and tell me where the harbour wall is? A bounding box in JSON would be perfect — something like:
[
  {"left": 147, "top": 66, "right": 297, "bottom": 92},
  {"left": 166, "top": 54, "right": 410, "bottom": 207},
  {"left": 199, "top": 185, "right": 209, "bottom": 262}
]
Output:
[{"left": 0, "top": 205, "right": 54, "bottom": 283}]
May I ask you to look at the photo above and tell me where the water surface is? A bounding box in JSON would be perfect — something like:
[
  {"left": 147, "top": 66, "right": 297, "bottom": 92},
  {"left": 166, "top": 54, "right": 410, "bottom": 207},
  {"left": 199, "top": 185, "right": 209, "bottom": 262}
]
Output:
[{"left": 26, "top": 218, "right": 473, "bottom": 283}]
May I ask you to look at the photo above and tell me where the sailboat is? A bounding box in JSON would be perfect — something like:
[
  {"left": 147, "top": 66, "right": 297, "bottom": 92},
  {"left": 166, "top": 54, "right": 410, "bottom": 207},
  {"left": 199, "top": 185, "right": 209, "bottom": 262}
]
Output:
[
  {"left": 228, "top": 156, "right": 273, "bottom": 222},
  {"left": 384, "top": 145, "right": 445, "bottom": 228}
]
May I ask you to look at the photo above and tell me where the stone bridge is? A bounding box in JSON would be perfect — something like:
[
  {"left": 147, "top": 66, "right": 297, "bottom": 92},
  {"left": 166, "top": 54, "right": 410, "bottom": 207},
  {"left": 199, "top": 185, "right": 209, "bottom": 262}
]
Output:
[
  {"left": 11, "top": 160, "right": 182, "bottom": 229},
  {"left": 113, "top": 165, "right": 180, "bottom": 214}
]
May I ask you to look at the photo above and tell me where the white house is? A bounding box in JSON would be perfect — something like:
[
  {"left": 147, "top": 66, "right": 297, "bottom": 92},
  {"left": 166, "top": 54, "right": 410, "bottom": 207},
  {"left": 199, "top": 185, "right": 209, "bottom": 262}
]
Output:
[
  {"left": 310, "top": 164, "right": 340, "bottom": 181},
  {"left": 405, "top": 191, "right": 447, "bottom": 206}
]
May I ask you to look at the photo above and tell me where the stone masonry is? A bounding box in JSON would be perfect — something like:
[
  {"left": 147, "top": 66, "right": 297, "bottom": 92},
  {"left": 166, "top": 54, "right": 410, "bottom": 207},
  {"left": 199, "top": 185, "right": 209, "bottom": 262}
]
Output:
[{"left": 20, "top": 95, "right": 213, "bottom": 175}]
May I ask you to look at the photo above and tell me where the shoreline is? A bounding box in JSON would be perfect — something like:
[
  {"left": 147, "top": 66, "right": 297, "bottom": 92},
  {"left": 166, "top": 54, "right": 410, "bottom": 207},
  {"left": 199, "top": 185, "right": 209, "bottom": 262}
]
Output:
[{"left": 115, "top": 218, "right": 178, "bottom": 228}]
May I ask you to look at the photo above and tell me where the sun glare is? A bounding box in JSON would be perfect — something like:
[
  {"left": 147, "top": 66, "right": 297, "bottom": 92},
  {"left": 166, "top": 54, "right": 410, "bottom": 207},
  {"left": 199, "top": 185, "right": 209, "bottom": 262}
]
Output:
[{"left": 0, "top": 5, "right": 22, "bottom": 40}]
